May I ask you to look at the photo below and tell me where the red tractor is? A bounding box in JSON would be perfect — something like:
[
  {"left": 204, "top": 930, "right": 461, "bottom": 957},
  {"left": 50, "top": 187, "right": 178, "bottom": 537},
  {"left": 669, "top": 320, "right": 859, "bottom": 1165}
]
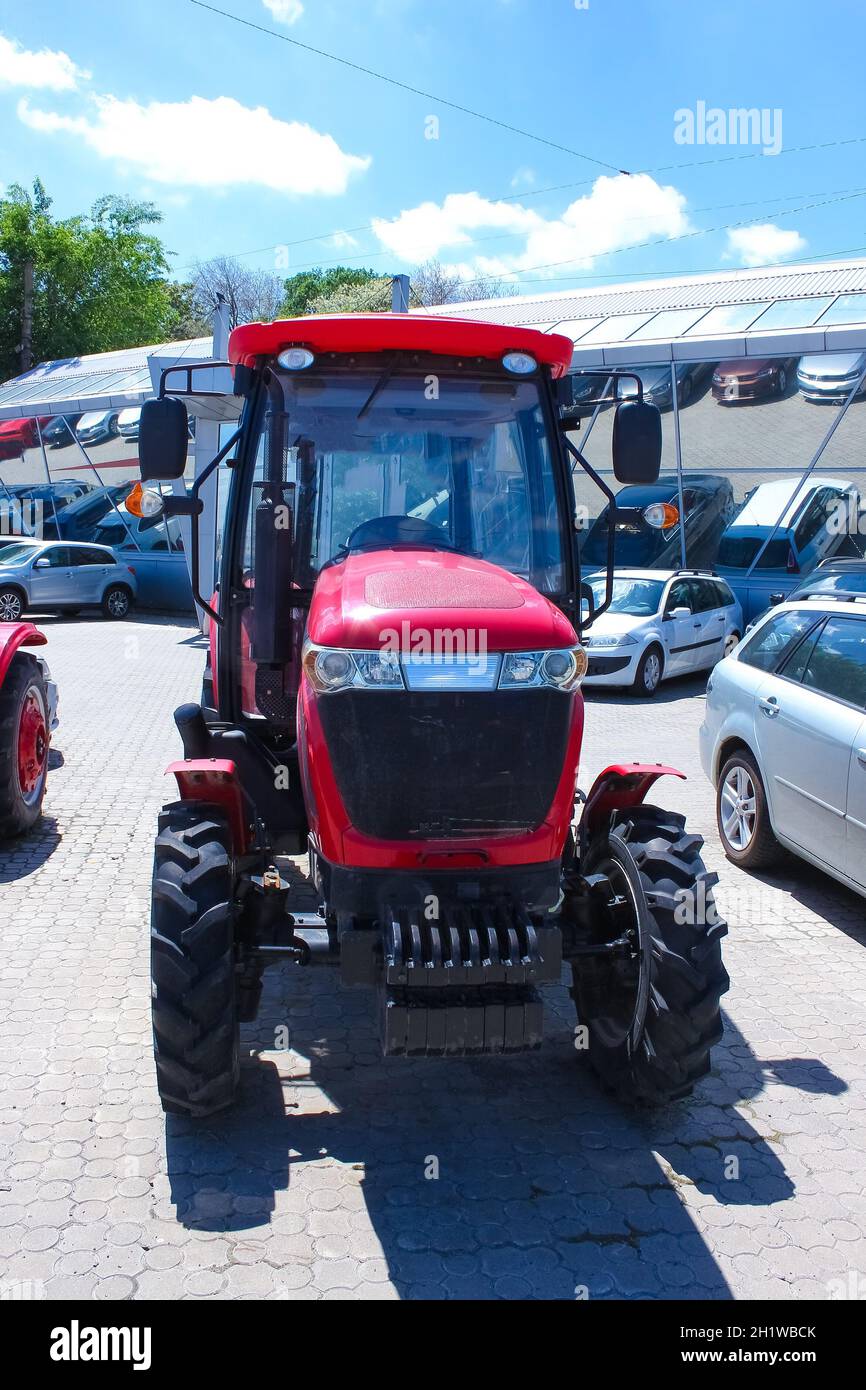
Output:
[
  {"left": 138, "top": 314, "right": 728, "bottom": 1118},
  {"left": 0, "top": 621, "right": 56, "bottom": 837}
]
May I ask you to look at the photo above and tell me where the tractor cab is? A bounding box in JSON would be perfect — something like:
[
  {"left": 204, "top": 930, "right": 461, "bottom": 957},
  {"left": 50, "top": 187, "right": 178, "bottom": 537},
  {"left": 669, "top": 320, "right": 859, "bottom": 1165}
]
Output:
[{"left": 137, "top": 315, "right": 727, "bottom": 1118}]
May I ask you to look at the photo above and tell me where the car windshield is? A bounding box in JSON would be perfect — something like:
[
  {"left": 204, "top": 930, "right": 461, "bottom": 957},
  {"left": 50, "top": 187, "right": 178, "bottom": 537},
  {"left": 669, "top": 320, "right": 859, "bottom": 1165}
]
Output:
[
  {"left": 588, "top": 576, "right": 665, "bottom": 616},
  {"left": 245, "top": 364, "right": 567, "bottom": 594},
  {"left": 0, "top": 543, "right": 39, "bottom": 566}
]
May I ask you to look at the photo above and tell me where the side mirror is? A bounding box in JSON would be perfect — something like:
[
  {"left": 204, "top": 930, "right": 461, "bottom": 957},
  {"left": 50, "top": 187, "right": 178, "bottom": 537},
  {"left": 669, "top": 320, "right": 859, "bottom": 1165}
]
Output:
[
  {"left": 139, "top": 398, "right": 190, "bottom": 481},
  {"left": 668, "top": 605, "right": 691, "bottom": 620},
  {"left": 769, "top": 592, "right": 784, "bottom": 606},
  {"left": 612, "top": 399, "right": 662, "bottom": 484},
  {"left": 34, "top": 557, "right": 50, "bottom": 569}
]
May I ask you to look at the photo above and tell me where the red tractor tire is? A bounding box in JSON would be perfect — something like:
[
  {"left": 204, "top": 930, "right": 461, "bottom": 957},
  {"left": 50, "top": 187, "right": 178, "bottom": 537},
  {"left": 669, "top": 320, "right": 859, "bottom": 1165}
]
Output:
[
  {"left": 571, "top": 803, "right": 729, "bottom": 1105},
  {"left": 0, "top": 653, "right": 50, "bottom": 839},
  {"left": 150, "top": 803, "right": 240, "bottom": 1117}
]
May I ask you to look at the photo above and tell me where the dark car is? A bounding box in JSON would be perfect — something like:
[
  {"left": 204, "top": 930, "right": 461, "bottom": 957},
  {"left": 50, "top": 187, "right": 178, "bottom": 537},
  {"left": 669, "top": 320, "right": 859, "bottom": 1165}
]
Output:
[
  {"left": 619, "top": 363, "right": 713, "bottom": 411},
  {"left": 42, "top": 415, "right": 83, "bottom": 448},
  {"left": 580, "top": 472, "right": 735, "bottom": 570},
  {"left": 45, "top": 482, "right": 134, "bottom": 542},
  {"left": 712, "top": 357, "right": 796, "bottom": 404}
]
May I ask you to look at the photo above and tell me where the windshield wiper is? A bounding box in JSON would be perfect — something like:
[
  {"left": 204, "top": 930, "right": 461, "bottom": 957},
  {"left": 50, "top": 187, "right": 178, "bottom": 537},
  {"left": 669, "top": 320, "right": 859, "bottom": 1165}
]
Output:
[{"left": 357, "top": 352, "right": 400, "bottom": 419}]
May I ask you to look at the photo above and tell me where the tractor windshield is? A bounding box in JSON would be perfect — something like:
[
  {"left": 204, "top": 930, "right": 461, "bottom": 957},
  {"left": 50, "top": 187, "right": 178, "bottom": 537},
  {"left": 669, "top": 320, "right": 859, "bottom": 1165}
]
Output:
[{"left": 244, "top": 362, "right": 568, "bottom": 595}]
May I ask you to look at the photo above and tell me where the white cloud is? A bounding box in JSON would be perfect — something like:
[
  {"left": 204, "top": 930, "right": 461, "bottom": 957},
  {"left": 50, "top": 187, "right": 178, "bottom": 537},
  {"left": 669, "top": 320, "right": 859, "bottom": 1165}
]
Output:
[
  {"left": 726, "top": 223, "right": 806, "bottom": 267},
  {"left": 0, "top": 33, "right": 88, "bottom": 90},
  {"left": 263, "top": 0, "right": 304, "bottom": 23},
  {"left": 373, "top": 174, "right": 690, "bottom": 280},
  {"left": 331, "top": 230, "right": 359, "bottom": 250},
  {"left": 18, "top": 93, "right": 370, "bottom": 196}
]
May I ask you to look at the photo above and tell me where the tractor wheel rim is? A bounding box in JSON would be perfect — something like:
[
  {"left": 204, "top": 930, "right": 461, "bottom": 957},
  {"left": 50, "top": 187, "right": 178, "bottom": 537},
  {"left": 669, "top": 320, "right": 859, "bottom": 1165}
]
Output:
[
  {"left": 17, "top": 686, "right": 48, "bottom": 804},
  {"left": 108, "top": 590, "right": 128, "bottom": 616},
  {"left": 0, "top": 592, "right": 22, "bottom": 620},
  {"left": 644, "top": 653, "right": 660, "bottom": 690},
  {"left": 720, "top": 765, "right": 756, "bottom": 850}
]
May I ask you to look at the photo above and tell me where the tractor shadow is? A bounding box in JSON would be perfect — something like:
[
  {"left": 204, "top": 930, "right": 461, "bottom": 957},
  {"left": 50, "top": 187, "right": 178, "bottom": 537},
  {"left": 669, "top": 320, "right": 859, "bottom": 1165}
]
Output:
[
  {"left": 0, "top": 813, "right": 62, "bottom": 880},
  {"left": 162, "top": 970, "right": 837, "bottom": 1299}
]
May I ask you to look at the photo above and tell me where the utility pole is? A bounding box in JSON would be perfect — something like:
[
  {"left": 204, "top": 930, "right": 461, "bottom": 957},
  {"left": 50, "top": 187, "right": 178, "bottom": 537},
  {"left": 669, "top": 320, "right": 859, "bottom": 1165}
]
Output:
[{"left": 20, "top": 259, "right": 34, "bottom": 373}]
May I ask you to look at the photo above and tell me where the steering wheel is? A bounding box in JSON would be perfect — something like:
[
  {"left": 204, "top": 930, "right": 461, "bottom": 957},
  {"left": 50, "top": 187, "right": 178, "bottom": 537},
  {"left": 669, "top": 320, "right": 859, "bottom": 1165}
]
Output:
[{"left": 344, "top": 514, "right": 457, "bottom": 552}]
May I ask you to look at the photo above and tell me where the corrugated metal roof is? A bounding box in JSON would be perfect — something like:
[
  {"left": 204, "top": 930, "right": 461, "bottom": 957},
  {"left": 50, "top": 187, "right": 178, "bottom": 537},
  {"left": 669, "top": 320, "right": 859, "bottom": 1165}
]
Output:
[
  {"left": 420, "top": 259, "right": 866, "bottom": 325},
  {"left": 0, "top": 336, "right": 212, "bottom": 421}
]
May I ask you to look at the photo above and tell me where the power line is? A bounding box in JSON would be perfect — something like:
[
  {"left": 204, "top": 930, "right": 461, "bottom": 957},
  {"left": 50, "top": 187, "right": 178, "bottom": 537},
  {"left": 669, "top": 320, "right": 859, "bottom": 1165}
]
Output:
[
  {"left": 446, "top": 186, "right": 866, "bottom": 292},
  {"left": 188, "top": 0, "right": 629, "bottom": 174},
  {"left": 188, "top": 1, "right": 866, "bottom": 191},
  {"left": 177, "top": 183, "right": 866, "bottom": 280}
]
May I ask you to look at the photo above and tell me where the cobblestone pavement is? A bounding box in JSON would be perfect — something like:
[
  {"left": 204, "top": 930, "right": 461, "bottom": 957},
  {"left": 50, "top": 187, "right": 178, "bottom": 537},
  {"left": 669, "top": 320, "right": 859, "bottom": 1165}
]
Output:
[{"left": 1, "top": 613, "right": 866, "bottom": 1302}]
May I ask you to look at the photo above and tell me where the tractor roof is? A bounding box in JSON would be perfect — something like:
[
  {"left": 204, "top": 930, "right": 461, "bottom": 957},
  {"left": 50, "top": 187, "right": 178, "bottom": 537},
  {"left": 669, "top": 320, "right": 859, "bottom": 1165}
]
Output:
[{"left": 228, "top": 313, "right": 574, "bottom": 377}]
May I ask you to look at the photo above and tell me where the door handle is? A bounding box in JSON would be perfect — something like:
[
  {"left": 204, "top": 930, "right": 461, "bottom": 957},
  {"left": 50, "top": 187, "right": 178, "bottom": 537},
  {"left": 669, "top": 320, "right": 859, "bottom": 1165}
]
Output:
[
  {"left": 759, "top": 696, "right": 780, "bottom": 717},
  {"left": 857, "top": 748, "right": 866, "bottom": 767}
]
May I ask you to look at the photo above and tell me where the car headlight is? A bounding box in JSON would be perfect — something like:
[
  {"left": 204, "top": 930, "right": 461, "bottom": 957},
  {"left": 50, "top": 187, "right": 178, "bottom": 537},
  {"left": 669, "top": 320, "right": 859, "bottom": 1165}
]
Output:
[
  {"left": 583, "top": 634, "right": 638, "bottom": 650},
  {"left": 499, "top": 646, "right": 587, "bottom": 691},
  {"left": 303, "top": 643, "right": 405, "bottom": 692}
]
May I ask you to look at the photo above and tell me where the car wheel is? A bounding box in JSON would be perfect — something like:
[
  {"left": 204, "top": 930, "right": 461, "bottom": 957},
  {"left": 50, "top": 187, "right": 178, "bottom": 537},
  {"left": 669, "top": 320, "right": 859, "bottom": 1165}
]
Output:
[
  {"left": 102, "top": 584, "right": 132, "bottom": 619},
  {"left": 0, "top": 588, "right": 25, "bottom": 622},
  {"left": 632, "top": 644, "right": 663, "bottom": 697},
  {"left": 777, "top": 368, "right": 788, "bottom": 394},
  {"left": 716, "top": 749, "right": 779, "bottom": 869},
  {"left": 723, "top": 630, "right": 740, "bottom": 656}
]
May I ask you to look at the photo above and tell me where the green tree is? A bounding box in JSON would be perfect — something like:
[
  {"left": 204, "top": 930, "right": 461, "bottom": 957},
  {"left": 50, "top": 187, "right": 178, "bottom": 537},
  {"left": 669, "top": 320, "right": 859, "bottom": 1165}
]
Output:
[
  {"left": 0, "top": 180, "right": 178, "bottom": 380},
  {"left": 281, "top": 265, "right": 381, "bottom": 317}
]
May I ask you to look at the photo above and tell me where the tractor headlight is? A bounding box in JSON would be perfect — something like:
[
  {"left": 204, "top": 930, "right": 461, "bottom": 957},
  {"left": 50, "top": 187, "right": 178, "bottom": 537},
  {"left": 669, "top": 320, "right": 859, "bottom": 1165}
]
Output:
[
  {"left": 499, "top": 646, "right": 586, "bottom": 691},
  {"left": 303, "top": 643, "right": 404, "bottom": 692}
]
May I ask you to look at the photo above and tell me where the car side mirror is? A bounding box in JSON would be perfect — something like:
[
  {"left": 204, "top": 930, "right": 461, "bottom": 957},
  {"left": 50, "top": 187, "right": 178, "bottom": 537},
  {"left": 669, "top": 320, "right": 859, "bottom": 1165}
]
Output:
[
  {"left": 139, "top": 398, "right": 190, "bottom": 481},
  {"left": 612, "top": 399, "right": 662, "bottom": 484},
  {"left": 34, "top": 557, "right": 50, "bottom": 569},
  {"left": 668, "top": 605, "right": 690, "bottom": 620},
  {"left": 769, "top": 592, "right": 784, "bottom": 606}
]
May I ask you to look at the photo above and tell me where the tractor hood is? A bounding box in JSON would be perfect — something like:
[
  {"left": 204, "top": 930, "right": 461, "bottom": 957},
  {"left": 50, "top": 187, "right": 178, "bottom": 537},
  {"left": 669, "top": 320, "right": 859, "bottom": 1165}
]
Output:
[{"left": 307, "top": 549, "right": 576, "bottom": 652}]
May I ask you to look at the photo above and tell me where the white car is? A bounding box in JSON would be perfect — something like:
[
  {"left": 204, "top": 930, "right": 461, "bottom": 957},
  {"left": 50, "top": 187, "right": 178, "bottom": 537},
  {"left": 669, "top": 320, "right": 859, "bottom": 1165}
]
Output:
[
  {"left": 700, "top": 593, "right": 866, "bottom": 892},
  {"left": 583, "top": 569, "right": 744, "bottom": 696}
]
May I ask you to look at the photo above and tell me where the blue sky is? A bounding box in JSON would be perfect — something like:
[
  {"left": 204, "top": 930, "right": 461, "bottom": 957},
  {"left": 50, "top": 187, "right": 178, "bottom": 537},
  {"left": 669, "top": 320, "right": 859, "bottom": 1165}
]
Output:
[{"left": 1, "top": 0, "right": 865, "bottom": 297}]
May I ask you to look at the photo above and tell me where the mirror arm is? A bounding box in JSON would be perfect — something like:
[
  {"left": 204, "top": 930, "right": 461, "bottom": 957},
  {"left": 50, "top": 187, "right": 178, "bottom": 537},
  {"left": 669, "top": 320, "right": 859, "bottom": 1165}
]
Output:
[
  {"left": 564, "top": 435, "right": 617, "bottom": 623},
  {"left": 187, "top": 425, "right": 243, "bottom": 626}
]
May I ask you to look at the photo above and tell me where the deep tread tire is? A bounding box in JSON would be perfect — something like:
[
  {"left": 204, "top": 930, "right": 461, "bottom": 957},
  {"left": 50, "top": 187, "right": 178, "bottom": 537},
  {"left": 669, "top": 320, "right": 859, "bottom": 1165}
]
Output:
[
  {"left": 571, "top": 804, "right": 729, "bottom": 1105},
  {"left": 151, "top": 802, "right": 240, "bottom": 1116},
  {"left": 0, "top": 654, "right": 49, "bottom": 838},
  {"left": 716, "top": 748, "right": 779, "bottom": 870}
]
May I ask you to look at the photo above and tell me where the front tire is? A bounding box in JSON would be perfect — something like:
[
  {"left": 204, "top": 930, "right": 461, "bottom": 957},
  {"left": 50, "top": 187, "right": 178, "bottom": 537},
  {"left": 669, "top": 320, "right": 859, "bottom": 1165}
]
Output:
[
  {"left": 0, "top": 655, "right": 49, "bottom": 838},
  {"left": 571, "top": 805, "right": 729, "bottom": 1104},
  {"left": 633, "top": 643, "right": 663, "bottom": 697},
  {"left": 0, "top": 588, "right": 25, "bottom": 622},
  {"left": 150, "top": 804, "right": 240, "bottom": 1116}
]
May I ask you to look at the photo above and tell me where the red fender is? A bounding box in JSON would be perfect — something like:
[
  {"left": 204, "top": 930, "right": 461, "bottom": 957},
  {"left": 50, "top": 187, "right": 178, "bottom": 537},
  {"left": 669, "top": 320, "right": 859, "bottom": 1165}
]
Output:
[
  {"left": 166, "top": 758, "right": 253, "bottom": 855},
  {"left": 581, "top": 762, "right": 686, "bottom": 836},
  {"left": 0, "top": 621, "right": 48, "bottom": 687}
]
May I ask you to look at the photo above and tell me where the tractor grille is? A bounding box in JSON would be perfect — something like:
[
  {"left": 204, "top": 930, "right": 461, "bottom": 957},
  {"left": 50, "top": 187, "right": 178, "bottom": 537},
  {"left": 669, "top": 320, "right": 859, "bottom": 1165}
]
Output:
[{"left": 317, "top": 689, "right": 571, "bottom": 841}]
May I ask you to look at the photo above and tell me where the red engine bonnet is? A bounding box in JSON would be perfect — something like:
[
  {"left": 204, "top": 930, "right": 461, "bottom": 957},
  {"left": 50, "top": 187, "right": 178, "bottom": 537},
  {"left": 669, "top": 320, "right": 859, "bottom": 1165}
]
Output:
[{"left": 306, "top": 549, "right": 577, "bottom": 652}]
